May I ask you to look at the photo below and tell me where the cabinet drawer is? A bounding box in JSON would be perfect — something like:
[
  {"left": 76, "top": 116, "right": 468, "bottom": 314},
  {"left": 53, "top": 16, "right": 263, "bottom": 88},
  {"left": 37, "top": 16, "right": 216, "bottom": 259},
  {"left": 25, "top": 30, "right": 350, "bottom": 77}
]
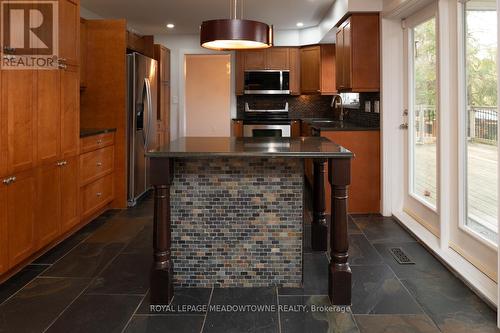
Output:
[
  {"left": 80, "top": 146, "right": 114, "bottom": 186},
  {"left": 81, "top": 173, "right": 113, "bottom": 218},
  {"left": 80, "top": 133, "right": 114, "bottom": 153}
]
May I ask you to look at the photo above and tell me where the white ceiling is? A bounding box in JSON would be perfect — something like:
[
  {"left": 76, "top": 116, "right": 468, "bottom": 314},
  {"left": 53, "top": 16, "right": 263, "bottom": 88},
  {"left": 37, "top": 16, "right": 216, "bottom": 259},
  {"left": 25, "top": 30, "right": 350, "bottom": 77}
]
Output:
[{"left": 80, "top": 0, "right": 336, "bottom": 35}]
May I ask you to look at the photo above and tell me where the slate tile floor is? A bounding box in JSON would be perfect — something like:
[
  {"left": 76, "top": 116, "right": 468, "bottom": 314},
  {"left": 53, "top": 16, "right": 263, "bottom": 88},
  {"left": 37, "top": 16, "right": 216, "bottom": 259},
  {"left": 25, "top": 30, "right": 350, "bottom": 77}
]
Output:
[{"left": 0, "top": 194, "right": 498, "bottom": 333}]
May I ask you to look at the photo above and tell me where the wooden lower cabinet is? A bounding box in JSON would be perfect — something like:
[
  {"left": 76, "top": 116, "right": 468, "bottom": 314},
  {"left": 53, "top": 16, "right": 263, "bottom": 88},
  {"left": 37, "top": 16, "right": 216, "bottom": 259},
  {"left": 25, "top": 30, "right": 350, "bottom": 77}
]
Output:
[
  {"left": 36, "top": 163, "right": 62, "bottom": 248},
  {"left": 291, "top": 120, "right": 301, "bottom": 138},
  {"left": 79, "top": 135, "right": 115, "bottom": 221},
  {"left": 0, "top": 185, "right": 8, "bottom": 274},
  {"left": 79, "top": 145, "right": 114, "bottom": 186},
  {"left": 81, "top": 173, "right": 114, "bottom": 219},
  {"left": 232, "top": 120, "right": 244, "bottom": 138},
  {"left": 322, "top": 131, "right": 381, "bottom": 213},
  {"left": 6, "top": 170, "right": 36, "bottom": 268},
  {"left": 61, "top": 156, "right": 80, "bottom": 233}
]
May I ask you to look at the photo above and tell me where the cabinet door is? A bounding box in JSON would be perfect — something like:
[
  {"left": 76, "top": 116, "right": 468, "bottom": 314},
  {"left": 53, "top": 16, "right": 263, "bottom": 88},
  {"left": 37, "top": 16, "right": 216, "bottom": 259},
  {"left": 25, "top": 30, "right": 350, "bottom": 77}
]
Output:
[
  {"left": 8, "top": 170, "right": 36, "bottom": 266},
  {"left": 320, "top": 45, "right": 336, "bottom": 95},
  {"left": 61, "top": 156, "right": 79, "bottom": 233},
  {"left": 235, "top": 52, "right": 244, "bottom": 95},
  {"left": 37, "top": 70, "right": 61, "bottom": 165},
  {"left": 266, "top": 48, "right": 289, "bottom": 70},
  {"left": 35, "top": 163, "right": 61, "bottom": 248},
  {"left": 343, "top": 20, "right": 352, "bottom": 90},
  {"left": 59, "top": 0, "right": 80, "bottom": 67},
  {"left": 289, "top": 48, "right": 300, "bottom": 95},
  {"left": 160, "top": 47, "right": 170, "bottom": 82},
  {"left": 335, "top": 28, "right": 345, "bottom": 90},
  {"left": 0, "top": 69, "right": 7, "bottom": 178},
  {"left": 0, "top": 184, "right": 8, "bottom": 274},
  {"left": 2, "top": 71, "right": 36, "bottom": 174},
  {"left": 80, "top": 18, "right": 87, "bottom": 88},
  {"left": 61, "top": 66, "right": 80, "bottom": 157},
  {"left": 300, "top": 46, "right": 321, "bottom": 94},
  {"left": 232, "top": 120, "right": 243, "bottom": 138},
  {"left": 243, "top": 50, "right": 266, "bottom": 70}
]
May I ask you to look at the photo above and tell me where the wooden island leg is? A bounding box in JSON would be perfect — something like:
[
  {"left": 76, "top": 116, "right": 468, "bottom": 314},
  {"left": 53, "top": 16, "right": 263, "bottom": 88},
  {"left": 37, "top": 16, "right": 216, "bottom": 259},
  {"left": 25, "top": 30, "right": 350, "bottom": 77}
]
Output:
[
  {"left": 150, "top": 157, "right": 174, "bottom": 305},
  {"left": 328, "top": 158, "right": 352, "bottom": 306},
  {"left": 312, "top": 159, "right": 327, "bottom": 251}
]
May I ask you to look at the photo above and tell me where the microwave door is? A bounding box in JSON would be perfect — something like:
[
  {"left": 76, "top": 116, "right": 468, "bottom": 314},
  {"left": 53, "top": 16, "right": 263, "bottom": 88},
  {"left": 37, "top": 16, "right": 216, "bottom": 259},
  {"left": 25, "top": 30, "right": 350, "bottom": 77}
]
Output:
[{"left": 244, "top": 71, "right": 289, "bottom": 94}]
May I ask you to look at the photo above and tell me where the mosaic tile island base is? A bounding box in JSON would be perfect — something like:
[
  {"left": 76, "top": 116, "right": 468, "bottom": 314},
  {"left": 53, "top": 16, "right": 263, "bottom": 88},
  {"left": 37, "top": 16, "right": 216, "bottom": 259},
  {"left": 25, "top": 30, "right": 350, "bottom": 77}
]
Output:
[{"left": 170, "top": 158, "right": 303, "bottom": 288}]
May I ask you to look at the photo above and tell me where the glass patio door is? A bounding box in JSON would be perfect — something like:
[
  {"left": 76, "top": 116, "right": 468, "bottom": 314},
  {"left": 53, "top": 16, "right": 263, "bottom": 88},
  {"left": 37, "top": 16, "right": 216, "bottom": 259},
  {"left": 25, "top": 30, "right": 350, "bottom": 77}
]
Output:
[
  {"left": 449, "top": 0, "right": 498, "bottom": 282},
  {"left": 403, "top": 4, "right": 440, "bottom": 236}
]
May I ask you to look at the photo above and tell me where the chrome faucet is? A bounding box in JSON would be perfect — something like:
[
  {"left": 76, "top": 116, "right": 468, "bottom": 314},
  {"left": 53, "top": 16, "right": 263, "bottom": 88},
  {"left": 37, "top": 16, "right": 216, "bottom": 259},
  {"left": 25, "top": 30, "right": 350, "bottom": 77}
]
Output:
[{"left": 331, "top": 94, "right": 345, "bottom": 121}]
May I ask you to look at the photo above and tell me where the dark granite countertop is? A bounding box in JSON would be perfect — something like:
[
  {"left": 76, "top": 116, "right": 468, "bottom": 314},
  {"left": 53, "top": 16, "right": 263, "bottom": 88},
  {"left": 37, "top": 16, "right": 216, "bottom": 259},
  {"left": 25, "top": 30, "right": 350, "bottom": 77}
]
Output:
[
  {"left": 80, "top": 128, "right": 117, "bottom": 138},
  {"left": 301, "top": 119, "right": 380, "bottom": 132},
  {"left": 146, "top": 137, "right": 353, "bottom": 159}
]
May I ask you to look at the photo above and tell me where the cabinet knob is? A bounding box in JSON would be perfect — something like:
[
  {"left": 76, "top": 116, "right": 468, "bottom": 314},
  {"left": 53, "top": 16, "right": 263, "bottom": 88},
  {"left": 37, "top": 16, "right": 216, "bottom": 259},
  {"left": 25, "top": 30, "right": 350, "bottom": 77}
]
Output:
[
  {"left": 58, "top": 57, "right": 67, "bottom": 63},
  {"left": 96, "top": 162, "right": 103, "bottom": 167},
  {"left": 2, "top": 178, "right": 11, "bottom": 185},
  {"left": 96, "top": 192, "right": 102, "bottom": 197},
  {"left": 97, "top": 139, "right": 103, "bottom": 144},
  {"left": 58, "top": 63, "right": 67, "bottom": 69}
]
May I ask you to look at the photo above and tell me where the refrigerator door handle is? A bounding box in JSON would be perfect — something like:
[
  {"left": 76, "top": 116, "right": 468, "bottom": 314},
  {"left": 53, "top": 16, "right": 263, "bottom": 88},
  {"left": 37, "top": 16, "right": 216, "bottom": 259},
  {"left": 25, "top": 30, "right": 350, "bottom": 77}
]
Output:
[{"left": 144, "top": 77, "right": 153, "bottom": 149}]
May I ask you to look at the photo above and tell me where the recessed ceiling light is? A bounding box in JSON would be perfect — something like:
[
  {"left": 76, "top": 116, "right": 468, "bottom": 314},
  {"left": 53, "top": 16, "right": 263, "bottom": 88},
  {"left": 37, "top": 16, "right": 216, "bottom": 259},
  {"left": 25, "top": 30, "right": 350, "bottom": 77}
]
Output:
[
  {"left": 166, "top": 23, "right": 175, "bottom": 29},
  {"left": 296, "top": 22, "right": 304, "bottom": 28}
]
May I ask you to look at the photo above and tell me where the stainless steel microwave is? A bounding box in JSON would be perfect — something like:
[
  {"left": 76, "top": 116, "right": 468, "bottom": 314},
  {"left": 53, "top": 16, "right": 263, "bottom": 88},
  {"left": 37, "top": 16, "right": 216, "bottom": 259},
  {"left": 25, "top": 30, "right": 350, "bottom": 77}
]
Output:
[{"left": 244, "top": 70, "right": 290, "bottom": 95}]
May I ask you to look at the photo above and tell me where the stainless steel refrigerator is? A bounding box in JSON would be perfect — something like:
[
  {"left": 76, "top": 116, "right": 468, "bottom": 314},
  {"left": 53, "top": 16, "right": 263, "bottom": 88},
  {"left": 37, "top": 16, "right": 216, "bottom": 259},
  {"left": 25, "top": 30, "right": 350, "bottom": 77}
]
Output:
[{"left": 127, "top": 52, "right": 158, "bottom": 207}]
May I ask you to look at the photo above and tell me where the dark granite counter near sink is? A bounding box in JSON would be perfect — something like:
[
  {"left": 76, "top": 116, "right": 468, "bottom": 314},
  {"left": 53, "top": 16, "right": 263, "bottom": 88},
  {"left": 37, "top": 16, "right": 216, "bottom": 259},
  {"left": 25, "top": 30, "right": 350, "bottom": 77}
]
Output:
[
  {"left": 302, "top": 119, "right": 380, "bottom": 132},
  {"left": 80, "top": 128, "right": 117, "bottom": 138}
]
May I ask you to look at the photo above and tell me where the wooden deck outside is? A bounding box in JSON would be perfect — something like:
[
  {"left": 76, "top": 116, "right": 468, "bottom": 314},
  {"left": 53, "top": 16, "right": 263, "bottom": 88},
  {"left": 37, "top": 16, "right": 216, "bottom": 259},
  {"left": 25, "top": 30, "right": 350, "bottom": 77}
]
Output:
[{"left": 414, "top": 142, "right": 498, "bottom": 234}]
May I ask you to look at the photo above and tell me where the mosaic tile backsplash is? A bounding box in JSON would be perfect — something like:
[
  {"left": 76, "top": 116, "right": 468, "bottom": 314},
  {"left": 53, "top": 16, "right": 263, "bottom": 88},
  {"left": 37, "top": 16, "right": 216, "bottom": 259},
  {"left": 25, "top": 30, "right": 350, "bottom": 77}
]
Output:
[
  {"left": 237, "top": 93, "right": 380, "bottom": 128},
  {"left": 170, "top": 158, "right": 303, "bottom": 288}
]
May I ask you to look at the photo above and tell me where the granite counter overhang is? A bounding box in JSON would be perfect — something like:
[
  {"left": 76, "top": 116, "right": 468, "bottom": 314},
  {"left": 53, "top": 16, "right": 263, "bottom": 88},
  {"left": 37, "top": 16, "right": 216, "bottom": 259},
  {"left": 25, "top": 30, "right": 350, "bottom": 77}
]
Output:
[
  {"left": 301, "top": 119, "right": 380, "bottom": 132},
  {"left": 146, "top": 137, "right": 354, "bottom": 159}
]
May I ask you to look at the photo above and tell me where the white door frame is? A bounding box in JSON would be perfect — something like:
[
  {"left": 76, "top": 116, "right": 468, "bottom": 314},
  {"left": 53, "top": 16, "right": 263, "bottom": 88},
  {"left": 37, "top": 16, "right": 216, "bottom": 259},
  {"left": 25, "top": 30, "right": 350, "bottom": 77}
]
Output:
[{"left": 381, "top": 0, "right": 499, "bottom": 309}]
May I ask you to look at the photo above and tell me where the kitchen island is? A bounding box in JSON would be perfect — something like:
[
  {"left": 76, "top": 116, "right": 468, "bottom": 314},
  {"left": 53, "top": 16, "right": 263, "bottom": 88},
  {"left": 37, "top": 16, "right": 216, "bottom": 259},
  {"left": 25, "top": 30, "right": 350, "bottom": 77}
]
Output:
[{"left": 146, "top": 137, "right": 353, "bottom": 306}]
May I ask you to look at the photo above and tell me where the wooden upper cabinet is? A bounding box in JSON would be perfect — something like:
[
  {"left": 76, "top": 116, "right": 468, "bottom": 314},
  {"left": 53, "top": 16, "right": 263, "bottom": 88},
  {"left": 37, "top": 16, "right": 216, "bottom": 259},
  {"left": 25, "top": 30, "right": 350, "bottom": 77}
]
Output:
[
  {"left": 300, "top": 45, "right": 336, "bottom": 95},
  {"left": 243, "top": 50, "right": 267, "bottom": 70},
  {"left": 7, "top": 170, "right": 36, "bottom": 267},
  {"left": 336, "top": 14, "right": 379, "bottom": 92},
  {"left": 59, "top": 0, "right": 80, "bottom": 67},
  {"left": 35, "top": 163, "right": 61, "bottom": 248},
  {"left": 0, "top": 184, "right": 8, "bottom": 274},
  {"left": 300, "top": 46, "right": 321, "bottom": 94},
  {"left": 266, "top": 48, "right": 289, "bottom": 70},
  {"left": 2, "top": 71, "right": 36, "bottom": 175},
  {"left": 289, "top": 48, "right": 300, "bottom": 96},
  {"left": 235, "top": 52, "right": 245, "bottom": 95},
  {"left": 37, "top": 70, "right": 61, "bottom": 165},
  {"left": 60, "top": 156, "right": 79, "bottom": 233},
  {"left": 60, "top": 65, "right": 80, "bottom": 157},
  {"left": 242, "top": 48, "right": 290, "bottom": 70},
  {"left": 154, "top": 44, "right": 171, "bottom": 145},
  {"left": 320, "top": 45, "right": 336, "bottom": 95}
]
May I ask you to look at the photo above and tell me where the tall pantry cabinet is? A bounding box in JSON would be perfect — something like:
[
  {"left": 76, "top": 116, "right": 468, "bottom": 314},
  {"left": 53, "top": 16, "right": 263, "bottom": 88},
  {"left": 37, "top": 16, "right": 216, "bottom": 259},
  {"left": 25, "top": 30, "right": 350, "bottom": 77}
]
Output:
[{"left": 0, "top": 0, "right": 81, "bottom": 276}]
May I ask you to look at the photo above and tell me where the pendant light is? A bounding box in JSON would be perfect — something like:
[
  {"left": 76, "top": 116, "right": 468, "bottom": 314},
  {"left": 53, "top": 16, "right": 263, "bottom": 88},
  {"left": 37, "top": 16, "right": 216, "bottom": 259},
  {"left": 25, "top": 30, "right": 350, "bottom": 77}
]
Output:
[{"left": 200, "top": 0, "right": 273, "bottom": 51}]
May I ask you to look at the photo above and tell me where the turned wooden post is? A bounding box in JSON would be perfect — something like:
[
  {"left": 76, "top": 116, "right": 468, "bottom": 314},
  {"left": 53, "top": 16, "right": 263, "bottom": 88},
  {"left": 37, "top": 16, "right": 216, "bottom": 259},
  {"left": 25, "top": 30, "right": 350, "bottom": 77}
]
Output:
[
  {"left": 312, "top": 159, "right": 327, "bottom": 251},
  {"left": 150, "top": 157, "right": 174, "bottom": 304},
  {"left": 328, "top": 158, "right": 352, "bottom": 306}
]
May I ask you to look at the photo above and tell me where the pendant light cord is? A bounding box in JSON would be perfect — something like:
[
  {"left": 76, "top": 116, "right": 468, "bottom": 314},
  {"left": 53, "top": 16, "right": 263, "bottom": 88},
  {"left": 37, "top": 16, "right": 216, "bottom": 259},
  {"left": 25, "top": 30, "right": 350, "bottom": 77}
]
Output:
[{"left": 229, "top": 0, "right": 244, "bottom": 19}]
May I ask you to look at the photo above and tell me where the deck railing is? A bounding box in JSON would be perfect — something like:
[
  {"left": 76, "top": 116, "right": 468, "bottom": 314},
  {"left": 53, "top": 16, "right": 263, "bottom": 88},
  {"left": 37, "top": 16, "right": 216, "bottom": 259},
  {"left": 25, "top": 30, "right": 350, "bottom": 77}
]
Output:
[{"left": 414, "top": 105, "right": 498, "bottom": 145}]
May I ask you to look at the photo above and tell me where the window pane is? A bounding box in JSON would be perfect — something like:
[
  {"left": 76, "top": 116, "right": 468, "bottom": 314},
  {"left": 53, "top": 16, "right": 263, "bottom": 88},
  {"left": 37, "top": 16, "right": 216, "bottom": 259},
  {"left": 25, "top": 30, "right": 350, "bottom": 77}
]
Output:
[
  {"left": 464, "top": 0, "right": 498, "bottom": 243},
  {"left": 411, "top": 18, "right": 438, "bottom": 208}
]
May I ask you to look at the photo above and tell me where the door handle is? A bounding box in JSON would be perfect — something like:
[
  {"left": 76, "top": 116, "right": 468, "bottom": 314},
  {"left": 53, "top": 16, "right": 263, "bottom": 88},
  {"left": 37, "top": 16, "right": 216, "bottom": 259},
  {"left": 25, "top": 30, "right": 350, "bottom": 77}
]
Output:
[
  {"left": 399, "top": 123, "right": 409, "bottom": 130},
  {"left": 144, "top": 78, "right": 153, "bottom": 149}
]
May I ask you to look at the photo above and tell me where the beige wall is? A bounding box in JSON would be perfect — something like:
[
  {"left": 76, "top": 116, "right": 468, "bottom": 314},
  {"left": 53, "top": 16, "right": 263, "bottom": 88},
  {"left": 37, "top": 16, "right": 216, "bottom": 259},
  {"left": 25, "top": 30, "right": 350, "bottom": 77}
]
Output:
[{"left": 185, "top": 54, "right": 231, "bottom": 137}]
